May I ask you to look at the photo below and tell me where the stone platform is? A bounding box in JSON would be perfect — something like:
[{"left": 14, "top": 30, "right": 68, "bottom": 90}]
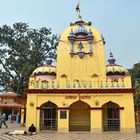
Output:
[{"left": 0, "top": 122, "right": 140, "bottom": 140}]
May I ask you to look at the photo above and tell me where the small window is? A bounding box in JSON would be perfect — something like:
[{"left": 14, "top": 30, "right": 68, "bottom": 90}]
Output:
[{"left": 60, "top": 110, "right": 67, "bottom": 119}]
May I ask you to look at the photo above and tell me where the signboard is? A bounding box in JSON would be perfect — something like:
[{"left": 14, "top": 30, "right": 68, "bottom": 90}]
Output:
[{"left": 65, "top": 95, "right": 91, "bottom": 100}]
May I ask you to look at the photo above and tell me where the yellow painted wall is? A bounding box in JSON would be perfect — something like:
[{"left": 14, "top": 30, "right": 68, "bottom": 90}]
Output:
[{"left": 26, "top": 93, "right": 135, "bottom": 132}]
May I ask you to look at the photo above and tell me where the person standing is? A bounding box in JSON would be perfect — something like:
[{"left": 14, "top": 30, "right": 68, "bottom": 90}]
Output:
[{"left": 0, "top": 113, "right": 8, "bottom": 128}]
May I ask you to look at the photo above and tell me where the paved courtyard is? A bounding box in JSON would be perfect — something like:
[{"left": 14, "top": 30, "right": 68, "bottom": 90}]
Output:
[{"left": 0, "top": 123, "right": 140, "bottom": 140}]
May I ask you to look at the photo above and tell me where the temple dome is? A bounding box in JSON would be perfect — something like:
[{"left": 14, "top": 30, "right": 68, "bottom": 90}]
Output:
[
  {"left": 106, "top": 52, "right": 129, "bottom": 76},
  {"left": 31, "top": 54, "right": 56, "bottom": 77},
  {"left": 106, "top": 65, "right": 129, "bottom": 76},
  {"left": 32, "top": 65, "right": 56, "bottom": 76}
]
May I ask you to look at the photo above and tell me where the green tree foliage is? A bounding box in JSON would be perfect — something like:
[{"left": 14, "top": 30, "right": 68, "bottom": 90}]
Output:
[
  {"left": 0, "top": 22, "right": 58, "bottom": 95},
  {"left": 129, "top": 62, "right": 140, "bottom": 106}
]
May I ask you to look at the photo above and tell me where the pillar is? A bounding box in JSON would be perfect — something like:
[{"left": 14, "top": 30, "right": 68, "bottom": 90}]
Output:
[
  {"left": 70, "top": 40, "right": 74, "bottom": 53},
  {"left": 58, "top": 109, "right": 69, "bottom": 132},
  {"left": 20, "top": 108, "right": 25, "bottom": 126},
  {"left": 26, "top": 94, "right": 37, "bottom": 128},
  {"left": 120, "top": 109, "right": 125, "bottom": 132},
  {"left": 36, "top": 109, "right": 40, "bottom": 131},
  {"left": 91, "top": 109, "right": 102, "bottom": 133}
]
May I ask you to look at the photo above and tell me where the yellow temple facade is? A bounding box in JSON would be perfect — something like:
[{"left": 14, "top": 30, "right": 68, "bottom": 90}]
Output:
[{"left": 23, "top": 17, "right": 135, "bottom": 133}]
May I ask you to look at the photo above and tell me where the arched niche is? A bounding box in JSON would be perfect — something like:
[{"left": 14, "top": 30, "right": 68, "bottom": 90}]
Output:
[{"left": 102, "top": 101, "right": 120, "bottom": 131}]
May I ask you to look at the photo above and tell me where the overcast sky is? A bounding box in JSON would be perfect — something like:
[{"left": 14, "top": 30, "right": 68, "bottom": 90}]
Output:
[{"left": 0, "top": 0, "right": 140, "bottom": 68}]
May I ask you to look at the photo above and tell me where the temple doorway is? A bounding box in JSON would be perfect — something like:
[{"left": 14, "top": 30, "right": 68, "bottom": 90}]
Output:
[
  {"left": 102, "top": 101, "right": 120, "bottom": 131},
  {"left": 40, "top": 101, "right": 57, "bottom": 130},
  {"left": 69, "top": 100, "right": 90, "bottom": 131}
]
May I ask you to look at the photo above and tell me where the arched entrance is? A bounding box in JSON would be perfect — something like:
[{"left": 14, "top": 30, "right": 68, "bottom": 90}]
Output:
[
  {"left": 40, "top": 101, "right": 57, "bottom": 130},
  {"left": 102, "top": 101, "right": 120, "bottom": 131},
  {"left": 69, "top": 100, "right": 90, "bottom": 131}
]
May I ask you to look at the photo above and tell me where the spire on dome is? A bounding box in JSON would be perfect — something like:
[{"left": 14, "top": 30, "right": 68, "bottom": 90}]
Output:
[
  {"left": 46, "top": 55, "right": 53, "bottom": 65},
  {"left": 70, "top": 1, "right": 92, "bottom": 26},
  {"left": 108, "top": 52, "right": 116, "bottom": 65}
]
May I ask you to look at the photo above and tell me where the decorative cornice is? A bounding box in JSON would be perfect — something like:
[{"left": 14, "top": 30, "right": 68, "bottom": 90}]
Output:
[
  {"left": 36, "top": 107, "right": 69, "bottom": 110},
  {"left": 26, "top": 88, "right": 135, "bottom": 94},
  {"left": 70, "top": 21, "right": 92, "bottom": 26},
  {"left": 90, "top": 107, "right": 124, "bottom": 110},
  {"left": 33, "top": 72, "right": 56, "bottom": 76},
  {"left": 36, "top": 107, "right": 124, "bottom": 110},
  {"left": 119, "top": 107, "right": 124, "bottom": 110},
  {"left": 36, "top": 107, "right": 42, "bottom": 110},
  {"left": 57, "top": 107, "right": 69, "bottom": 110},
  {"left": 90, "top": 107, "right": 102, "bottom": 110}
]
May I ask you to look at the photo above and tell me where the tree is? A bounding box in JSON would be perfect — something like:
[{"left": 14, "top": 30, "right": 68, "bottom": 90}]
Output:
[
  {"left": 129, "top": 62, "right": 140, "bottom": 106},
  {"left": 0, "top": 22, "right": 58, "bottom": 95}
]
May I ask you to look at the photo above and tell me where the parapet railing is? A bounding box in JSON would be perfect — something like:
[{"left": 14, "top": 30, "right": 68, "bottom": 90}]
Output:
[{"left": 30, "top": 80, "right": 128, "bottom": 89}]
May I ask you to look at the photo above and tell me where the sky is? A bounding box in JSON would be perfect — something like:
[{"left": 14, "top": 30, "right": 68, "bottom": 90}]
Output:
[{"left": 0, "top": 0, "right": 140, "bottom": 69}]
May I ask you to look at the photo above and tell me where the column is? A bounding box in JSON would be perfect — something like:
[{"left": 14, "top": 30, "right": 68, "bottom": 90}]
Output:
[
  {"left": 58, "top": 109, "right": 69, "bottom": 132},
  {"left": 88, "top": 39, "right": 93, "bottom": 54},
  {"left": 26, "top": 94, "right": 37, "bottom": 128},
  {"left": 91, "top": 109, "right": 102, "bottom": 133},
  {"left": 70, "top": 40, "right": 74, "bottom": 53},
  {"left": 20, "top": 108, "right": 25, "bottom": 126},
  {"left": 36, "top": 109, "right": 40, "bottom": 131},
  {"left": 120, "top": 109, "right": 125, "bottom": 132}
]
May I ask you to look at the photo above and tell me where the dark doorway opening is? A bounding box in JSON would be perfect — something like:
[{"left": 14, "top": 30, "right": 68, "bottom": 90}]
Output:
[
  {"left": 102, "top": 101, "right": 120, "bottom": 131},
  {"left": 40, "top": 101, "right": 57, "bottom": 130}
]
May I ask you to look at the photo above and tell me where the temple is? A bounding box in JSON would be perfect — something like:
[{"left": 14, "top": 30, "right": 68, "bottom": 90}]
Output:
[{"left": 23, "top": 7, "right": 135, "bottom": 133}]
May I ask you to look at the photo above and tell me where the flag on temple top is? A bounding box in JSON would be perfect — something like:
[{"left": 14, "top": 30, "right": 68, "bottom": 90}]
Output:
[{"left": 76, "top": 3, "right": 80, "bottom": 13}]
